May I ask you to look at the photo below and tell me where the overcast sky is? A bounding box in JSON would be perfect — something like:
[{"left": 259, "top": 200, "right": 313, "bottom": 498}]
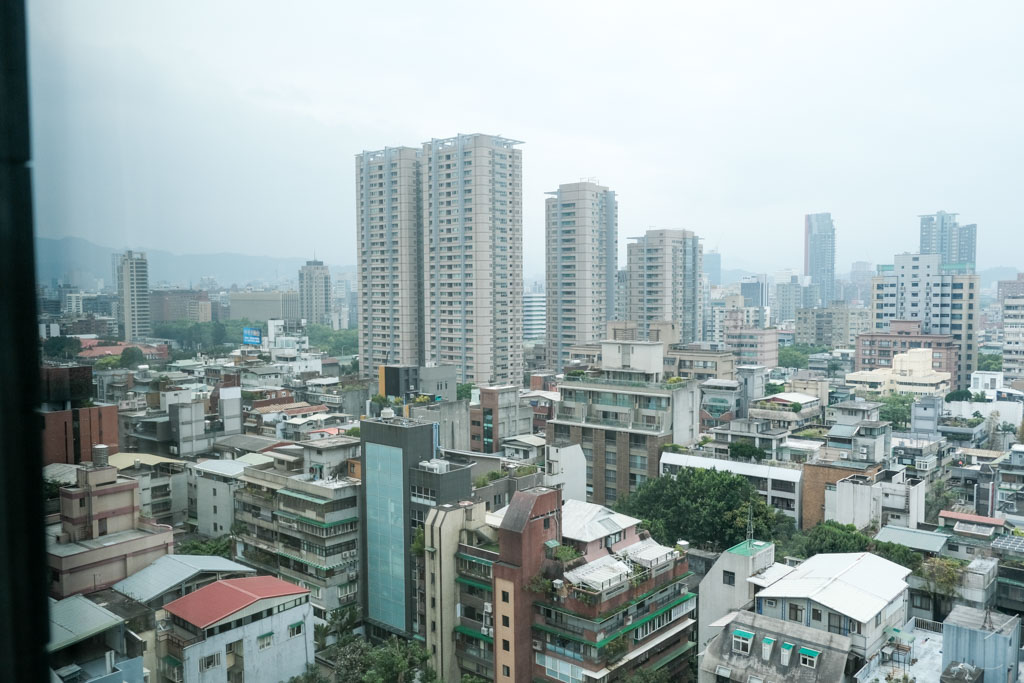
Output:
[{"left": 28, "top": 1, "right": 1024, "bottom": 280}]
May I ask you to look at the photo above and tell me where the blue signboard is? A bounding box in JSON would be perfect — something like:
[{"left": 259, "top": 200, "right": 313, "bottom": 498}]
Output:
[{"left": 242, "top": 327, "right": 262, "bottom": 345}]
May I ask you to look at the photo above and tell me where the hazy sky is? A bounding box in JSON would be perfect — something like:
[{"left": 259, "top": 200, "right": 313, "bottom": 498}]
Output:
[{"left": 28, "top": 1, "right": 1024, "bottom": 280}]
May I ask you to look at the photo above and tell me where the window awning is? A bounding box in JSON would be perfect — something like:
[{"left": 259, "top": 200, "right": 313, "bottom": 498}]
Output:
[
  {"left": 733, "top": 629, "right": 754, "bottom": 639},
  {"left": 798, "top": 646, "right": 820, "bottom": 657}
]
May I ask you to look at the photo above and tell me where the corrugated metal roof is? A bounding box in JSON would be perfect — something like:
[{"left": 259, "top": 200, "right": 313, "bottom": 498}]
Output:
[
  {"left": 164, "top": 576, "right": 307, "bottom": 628},
  {"left": 660, "top": 452, "right": 803, "bottom": 483},
  {"left": 194, "top": 460, "right": 247, "bottom": 477},
  {"left": 561, "top": 499, "right": 640, "bottom": 543},
  {"left": 755, "top": 552, "right": 910, "bottom": 623},
  {"left": 113, "top": 555, "right": 254, "bottom": 604},
  {"left": 48, "top": 596, "right": 123, "bottom": 652},
  {"left": 874, "top": 525, "right": 948, "bottom": 553}
]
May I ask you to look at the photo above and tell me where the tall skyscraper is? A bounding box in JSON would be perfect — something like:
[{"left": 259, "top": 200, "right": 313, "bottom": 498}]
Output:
[
  {"left": 545, "top": 181, "right": 617, "bottom": 369},
  {"left": 422, "top": 134, "right": 523, "bottom": 385},
  {"left": 870, "top": 252, "right": 979, "bottom": 388},
  {"left": 804, "top": 212, "right": 836, "bottom": 306},
  {"left": 116, "top": 250, "right": 150, "bottom": 341},
  {"left": 704, "top": 249, "right": 722, "bottom": 286},
  {"left": 298, "top": 259, "right": 332, "bottom": 326},
  {"left": 356, "top": 146, "right": 424, "bottom": 380},
  {"left": 522, "top": 292, "right": 546, "bottom": 341},
  {"left": 627, "top": 230, "right": 702, "bottom": 343},
  {"left": 919, "top": 210, "right": 976, "bottom": 272}
]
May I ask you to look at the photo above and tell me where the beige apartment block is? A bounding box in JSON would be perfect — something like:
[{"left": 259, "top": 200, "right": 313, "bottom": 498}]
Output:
[
  {"left": 627, "top": 229, "right": 703, "bottom": 344},
  {"left": 423, "top": 134, "right": 523, "bottom": 386},
  {"left": 356, "top": 146, "right": 424, "bottom": 381},
  {"left": 47, "top": 451, "right": 173, "bottom": 598},
  {"left": 545, "top": 181, "right": 617, "bottom": 370}
]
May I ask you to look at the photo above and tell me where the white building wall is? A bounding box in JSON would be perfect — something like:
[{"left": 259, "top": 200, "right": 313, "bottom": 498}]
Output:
[{"left": 182, "top": 600, "right": 313, "bottom": 683}]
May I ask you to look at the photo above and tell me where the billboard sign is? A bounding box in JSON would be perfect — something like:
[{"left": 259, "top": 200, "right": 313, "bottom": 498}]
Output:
[{"left": 242, "top": 327, "right": 262, "bottom": 345}]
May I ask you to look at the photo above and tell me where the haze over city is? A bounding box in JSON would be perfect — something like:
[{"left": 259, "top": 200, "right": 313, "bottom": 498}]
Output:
[{"left": 27, "top": 0, "right": 1024, "bottom": 276}]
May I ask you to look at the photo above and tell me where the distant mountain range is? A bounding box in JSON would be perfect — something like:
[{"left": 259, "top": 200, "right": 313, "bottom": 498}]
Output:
[
  {"left": 35, "top": 235, "right": 1018, "bottom": 293},
  {"left": 35, "top": 236, "right": 355, "bottom": 290}
]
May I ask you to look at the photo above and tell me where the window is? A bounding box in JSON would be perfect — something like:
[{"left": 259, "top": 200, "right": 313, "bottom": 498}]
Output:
[
  {"left": 502, "top": 665, "right": 510, "bottom": 677},
  {"left": 502, "top": 615, "right": 509, "bottom": 627},
  {"left": 811, "top": 608, "right": 822, "bottom": 622},
  {"left": 288, "top": 622, "right": 303, "bottom": 638},
  {"left": 911, "top": 593, "right": 932, "bottom": 610},
  {"left": 732, "top": 631, "right": 752, "bottom": 655},
  {"left": 799, "top": 650, "right": 819, "bottom": 669},
  {"left": 199, "top": 653, "right": 221, "bottom": 671},
  {"left": 875, "top": 612, "right": 882, "bottom": 627},
  {"left": 765, "top": 599, "right": 776, "bottom": 607},
  {"left": 788, "top": 604, "right": 804, "bottom": 622},
  {"left": 212, "top": 505, "right": 217, "bottom": 514},
  {"left": 723, "top": 570, "right": 735, "bottom": 586},
  {"left": 502, "top": 639, "right": 510, "bottom": 651},
  {"left": 828, "top": 613, "right": 843, "bottom": 634},
  {"left": 258, "top": 634, "right": 273, "bottom": 650},
  {"left": 502, "top": 590, "right": 509, "bottom": 603}
]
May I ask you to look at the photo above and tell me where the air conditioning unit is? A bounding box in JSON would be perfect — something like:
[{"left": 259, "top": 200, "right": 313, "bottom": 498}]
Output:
[
  {"left": 482, "top": 627, "right": 493, "bottom": 637},
  {"left": 342, "top": 551, "right": 351, "bottom": 559},
  {"left": 532, "top": 639, "right": 543, "bottom": 651},
  {"left": 840, "top": 451, "right": 849, "bottom": 460},
  {"left": 625, "top": 615, "right": 633, "bottom": 625},
  {"left": 859, "top": 446, "right": 868, "bottom": 454},
  {"left": 483, "top": 601, "right": 493, "bottom": 613},
  {"left": 169, "top": 446, "right": 178, "bottom": 455},
  {"left": 348, "top": 572, "right": 357, "bottom": 581}
]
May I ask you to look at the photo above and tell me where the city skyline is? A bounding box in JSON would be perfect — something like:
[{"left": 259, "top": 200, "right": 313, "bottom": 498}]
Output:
[{"left": 26, "top": 2, "right": 1024, "bottom": 276}]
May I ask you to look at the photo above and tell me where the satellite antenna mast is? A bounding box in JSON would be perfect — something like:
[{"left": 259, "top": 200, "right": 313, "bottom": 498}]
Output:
[{"left": 746, "top": 499, "right": 754, "bottom": 541}]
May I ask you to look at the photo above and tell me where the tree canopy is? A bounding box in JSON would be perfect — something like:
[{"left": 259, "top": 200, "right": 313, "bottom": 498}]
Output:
[
  {"left": 777, "top": 521, "right": 922, "bottom": 572},
  {"left": 42, "top": 336, "right": 82, "bottom": 359},
  {"left": 457, "top": 383, "right": 473, "bottom": 400},
  {"left": 876, "top": 393, "right": 914, "bottom": 429},
  {"left": 118, "top": 346, "right": 147, "bottom": 369},
  {"left": 977, "top": 353, "right": 1002, "bottom": 372},
  {"left": 176, "top": 536, "right": 232, "bottom": 559},
  {"left": 616, "top": 468, "right": 794, "bottom": 550},
  {"left": 307, "top": 325, "right": 357, "bottom": 358}
]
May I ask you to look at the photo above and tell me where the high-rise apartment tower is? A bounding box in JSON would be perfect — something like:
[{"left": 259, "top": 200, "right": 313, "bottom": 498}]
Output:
[
  {"left": 804, "top": 212, "right": 836, "bottom": 306},
  {"left": 298, "top": 259, "right": 332, "bottom": 326},
  {"left": 545, "top": 181, "right": 617, "bottom": 369},
  {"left": 116, "top": 250, "right": 150, "bottom": 341}
]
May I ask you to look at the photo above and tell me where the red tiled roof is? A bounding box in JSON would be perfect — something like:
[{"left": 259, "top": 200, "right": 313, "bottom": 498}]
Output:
[
  {"left": 939, "top": 510, "right": 1008, "bottom": 526},
  {"left": 164, "top": 576, "right": 307, "bottom": 628},
  {"left": 284, "top": 404, "right": 327, "bottom": 416}
]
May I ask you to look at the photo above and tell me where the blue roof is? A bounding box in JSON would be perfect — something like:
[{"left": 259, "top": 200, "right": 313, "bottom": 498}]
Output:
[{"left": 113, "top": 555, "right": 254, "bottom": 603}]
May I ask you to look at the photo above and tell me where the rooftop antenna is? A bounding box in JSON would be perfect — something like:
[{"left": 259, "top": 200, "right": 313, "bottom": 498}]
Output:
[{"left": 746, "top": 498, "right": 754, "bottom": 542}]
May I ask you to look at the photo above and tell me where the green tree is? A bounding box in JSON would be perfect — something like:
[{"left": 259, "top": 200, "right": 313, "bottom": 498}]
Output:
[
  {"left": 945, "top": 389, "right": 973, "bottom": 402},
  {"left": 728, "top": 441, "right": 768, "bottom": 461},
  {"left": 42, "top": 336, "right": 82, "bottom": 359},
  {"left": 176, "top": 536, "right": 232, "bottom": 559},
  {"left": 287, "top": 663, "right": 330, "bottom": 683},
  {"left": 777, "top": 521, "right": 921, "bottom": 572},
  {"left": 360, "top": 637, "right": 436, "bottom": 683},
  {"left": 345, "top": 427, "right": 361, "bottom": 438},
  {"left": 94, "top": 355, "right": 120, "bottom": 370},
  {"left": 764, "top": 383, "right": 785, "bottom": 396},
  {"left": 119, "top": 346, "right": 147, "bottom": 369},
  {"left": 878, "top": 394, "right": 914, "bottom": 429},
  {"left": 617, "top": 468, "right": 792, "bottom": 550},
  {"left": 917, "top": 556, "right": 965, "bottom": 618},
  {"left": 457, "top": 383, "right": 473, "bottom": 400},
  {"left": 44, "top": 478, "right": 66, "bottom": 500},
  {"left": 925, "top": 481, "right": 958, "bottom": 524},
  {"left": 778, "top": 347, "right": 808, "bottom": 369},
  {"left": 977, "top": 353, "right": 1002, "bottom": 371},
  {"left": 462, "top": 676, "right": 489, "bottom": 683}
]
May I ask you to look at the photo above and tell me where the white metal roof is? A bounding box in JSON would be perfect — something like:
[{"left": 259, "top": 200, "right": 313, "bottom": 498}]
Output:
[
  {"left": 755, "top": 553, "right": 910, "bottom": 623},
  {"left": 48, "top": 596, "right": 123, "bottom": 652},
  {"left": 747, "top": 562, "right": 795, "bottom": 588},
  {"left": 561, "top": 499, "right": 640, "bottom": 543},
  {"left": 113, "top": 554, "right": 254, "bottom": 604},
  {"left": 619, "top": 537, "right": 677, "bottom": 568},
  {"left": 563, "top": 554, "right": 631, "bottom": 591},
  {"left": 194, "top": 459, "right": 247, "bottom": 477},
  {"left": 764, "top": 392, "right": 819, "bottom": 404},
  {"left": 660, "top": 452, "right": 802, "bottom": 483}
]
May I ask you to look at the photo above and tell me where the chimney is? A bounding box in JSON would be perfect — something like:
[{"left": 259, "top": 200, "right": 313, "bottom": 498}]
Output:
[{"left": 93, "top": 444, "right": 109, "bottom": 468}]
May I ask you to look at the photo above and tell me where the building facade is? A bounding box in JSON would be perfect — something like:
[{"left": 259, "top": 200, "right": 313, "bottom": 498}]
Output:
[
  {"left": 117, "top": 250, "right": 151, "bottom": 341},
  {"left": 423, "top": 134, "right": 524, "bottom": 385},
  {"left": 795, "top": 305, "right": 869, "bottom": 348},
  {"left": 626, "top": 229, "right": 703, "bottom": 344},
  {"left": 298, "top": 259, "right": 332, "bottom": 327},
  {"left": 855, "top": 319, "right": 960, "bottom": 378},
  {"left": 1004, "top": 296, "right": 1024, "bottom": 381},
  {"left": 546, "top": 341, "right": 700, "bottom": 505},
  {"left": 804, "top": 213, "right": 836, "bottom": 306},
  {"left": 356, "top": 146, "right": 423, "bottom": 380},
  {"left": 870, "top": 253, "right": 979, "bottom": 387},
  {"left": 919, "top": 210, "right": 976, "bottom": 272},
  {"left": 545, "top": 181, "right": 617, "bottom": 370}
]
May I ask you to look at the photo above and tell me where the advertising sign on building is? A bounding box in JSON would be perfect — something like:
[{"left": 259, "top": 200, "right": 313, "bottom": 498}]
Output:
[{"left": 243, "top": 327, "right": 262, "bottom": 345}]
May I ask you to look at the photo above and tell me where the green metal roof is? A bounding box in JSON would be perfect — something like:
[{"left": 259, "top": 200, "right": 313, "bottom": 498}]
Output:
[
  {"left": 259, "top": 631, "right": 274, "bottom": 639},
  {"left": 798, "top": 647, "right": 820, "bottom": 657},
  {"left": 781, "top": 642, "right": 794, "bottom": 650},
  {"left": 733, "top": 629, "right": 755, "bottom": 639},
  {"left": 455, "top": 624, "right": 493, "bottom": 644},
  {"left": 762, "top": 637, "right": 775, "bottom": 644},
  {"left": 651, "top": 640, "right": 695, "bottom": 670},
  {"left": 289, "top": 621, "right": 304, "bottom": 629},
  {"left": 279, "top": 489, "right": 329, "bottom": 505},
  {"left": 162, "top": 654, "right": 182, "bottom": 669},
  {"left": 726, "top": 539, "right": 772, "bottom": 556},
  {"left": 455, "top": 576, "right": 493, "bottom": 592},
  {"left": 456, "top": 552, "right": 494, "bottom": 566},
  {"left": 544, "top": 539, "right": 561, "bottom": 548}
]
